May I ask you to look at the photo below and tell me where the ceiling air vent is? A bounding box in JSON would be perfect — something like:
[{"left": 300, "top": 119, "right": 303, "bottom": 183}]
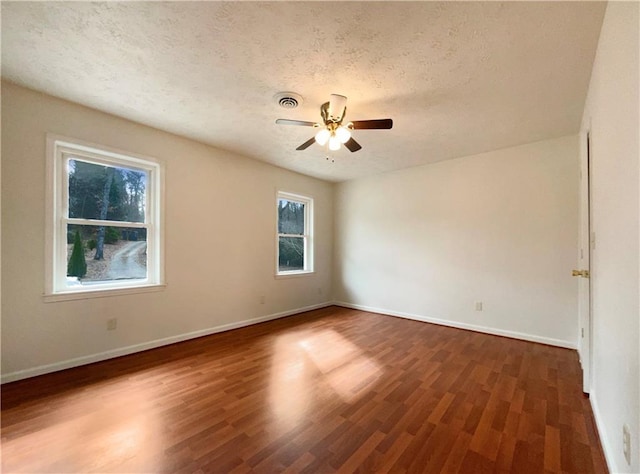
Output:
[{"left": 274, "top": 92, "right": 303, "bottom": 109}]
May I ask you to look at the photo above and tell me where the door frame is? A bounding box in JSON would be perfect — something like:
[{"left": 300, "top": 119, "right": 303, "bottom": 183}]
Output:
[{"left": 578, "top": 129, "right": 593, "bottom": 394}]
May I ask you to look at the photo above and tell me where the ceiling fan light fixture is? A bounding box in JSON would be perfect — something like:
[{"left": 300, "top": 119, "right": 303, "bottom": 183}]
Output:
[
  {"left": 335, "top": 126, "right": 351, "bottom": 144},
  {"left": 329, "top": 134, "right": 341, "bottom": 151},
  {"left": 315, "top": 128, "right": 331, "bottom": 146}
]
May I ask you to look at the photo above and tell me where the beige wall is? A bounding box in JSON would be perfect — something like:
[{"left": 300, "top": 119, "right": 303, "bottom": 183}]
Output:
[
  {"left": 1, "top": 82, "right": 333, "bottom": 381},
  {"left": 334, "top": 135, "right": 580, "bottom": 347},
  {"left": 580, "top": 2, "right": 640, "bottom": 472}
]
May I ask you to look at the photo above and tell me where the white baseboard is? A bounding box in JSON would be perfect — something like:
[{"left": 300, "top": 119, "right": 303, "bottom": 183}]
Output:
[
  {"left": 1, "top": 302, "right": 332, "bottom": 384},
  {"left": 589, "top": 392, "right": 614, "bottom": 473},
  {"left": 333, "top": 301, "right": 576, "bottom": 349}
]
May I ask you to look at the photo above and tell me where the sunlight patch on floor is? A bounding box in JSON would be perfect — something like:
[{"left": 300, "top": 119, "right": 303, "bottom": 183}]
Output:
[
  {"left": 2, "top": 386, "right": 162, "bottom": 473},
  {"left": 300, "top": 329, "right": 383, "bottom": 401},
  {"left": 269, "top": 329, "right": 383, "bottom": 431}
]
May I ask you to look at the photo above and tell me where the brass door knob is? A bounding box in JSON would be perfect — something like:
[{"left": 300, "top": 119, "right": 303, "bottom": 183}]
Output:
[{"left": 572, "top": 270, "right": 590, "bottom": 278}]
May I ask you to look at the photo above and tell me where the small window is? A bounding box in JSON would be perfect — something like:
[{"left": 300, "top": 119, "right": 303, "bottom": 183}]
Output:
[
  {"left": 276, "top": 191, "right": 313, "bottom": 275},
  {"left": 46, "top": 136, "right": 163, "bottom": 298}
]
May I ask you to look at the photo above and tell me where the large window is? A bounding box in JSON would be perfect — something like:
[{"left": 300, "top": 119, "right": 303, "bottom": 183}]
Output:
[
  {"left": 276, "top": 191, "right": 313, "bottom": 275},
  {"left": 46, "top": 136, "right": 163, "bottom": 299}
]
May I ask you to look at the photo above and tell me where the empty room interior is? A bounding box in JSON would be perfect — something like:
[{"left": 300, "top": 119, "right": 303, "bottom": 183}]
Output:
[{"left": 1, "top": 2, "right": 638, "bottom": 473}]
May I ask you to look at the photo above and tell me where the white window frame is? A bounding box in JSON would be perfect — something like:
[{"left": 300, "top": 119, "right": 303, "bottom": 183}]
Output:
[
  {"left": 45, "top": 134, "right": 165, "bottom": 301},
  {"left": 276, "top": 191, "right": 314, "bottom": 277}
]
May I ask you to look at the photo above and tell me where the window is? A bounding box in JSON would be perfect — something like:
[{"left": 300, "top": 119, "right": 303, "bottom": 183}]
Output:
[
  {"left": 46, "top": 136, "right": 163, "bottom": 299},
  {"left": 276, "top": 191, "right": 313, "bottom": 275}
]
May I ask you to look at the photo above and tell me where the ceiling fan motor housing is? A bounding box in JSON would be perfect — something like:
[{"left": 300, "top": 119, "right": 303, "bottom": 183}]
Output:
[{"left": 328, "top": 94, "right": 348, "bottom": 121}]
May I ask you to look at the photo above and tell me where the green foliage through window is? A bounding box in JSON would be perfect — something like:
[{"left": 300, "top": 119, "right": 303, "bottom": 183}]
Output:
[
  {"left": 68, "top": 159, "right": 146, "bottom": 223},
  {"left": 67, "top": 230, "right": 87, "bottom": 278}
]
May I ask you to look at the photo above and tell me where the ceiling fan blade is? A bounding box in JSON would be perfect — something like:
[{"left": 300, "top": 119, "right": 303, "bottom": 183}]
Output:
[
  {"left": 276, "top": 119, "right": 316, "bottom": 127},
  {"left": 351, "top": 119, "right": 393, "bottom": 130},
  {"left": 296, "top": 137, "right": 316, "bottom": 150},
  {"left": 343, "top": 137, "right": 362, "bottom": 152}
]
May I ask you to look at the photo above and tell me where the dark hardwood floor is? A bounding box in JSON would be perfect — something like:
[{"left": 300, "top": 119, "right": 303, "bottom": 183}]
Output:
[{"left": 1, "top": 306, "right": 607, "bottom": 473}]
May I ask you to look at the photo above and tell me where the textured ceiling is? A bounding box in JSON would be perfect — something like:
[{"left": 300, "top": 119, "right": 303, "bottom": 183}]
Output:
[{"left": 2, "top": 2, "right": 606, "bottom": 182}]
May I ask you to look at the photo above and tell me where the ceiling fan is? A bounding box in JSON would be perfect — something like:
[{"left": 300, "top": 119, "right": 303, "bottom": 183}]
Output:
[{"left": 276, "top": 94, "right": 393, "bottom": 153}]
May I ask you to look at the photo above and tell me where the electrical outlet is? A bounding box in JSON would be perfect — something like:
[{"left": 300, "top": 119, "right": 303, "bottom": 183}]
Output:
[
  {"left": 260, "top": 295, "right": 266, "bottom": 304},
  {"left": 107, "top": 318, "right": 117, "bottom": 331},
  {"left": 623, "top": 424, "right": 631, "bottom": 465},
  {"left": 318, "top": 287, "right": 323, "bottom": 295},
  {"left": 475, "top": 301, "right": 483, "bottom": 311}
]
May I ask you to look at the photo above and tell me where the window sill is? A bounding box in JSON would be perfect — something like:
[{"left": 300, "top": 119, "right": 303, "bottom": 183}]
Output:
[
  {"left": 275, "top": 271, "right": 315, "bottom": 279},
  {"left": 43, "top": 283, "right": 166, "bottom": 303}
]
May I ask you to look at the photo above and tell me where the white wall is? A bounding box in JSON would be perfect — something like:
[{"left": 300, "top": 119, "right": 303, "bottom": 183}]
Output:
[
  {"left": 334, "top": 135, "right": 580, "bottom": 348},
  {"left": 1, "top": 82, "right": 333, "bottom": 381},
  {"left": 580, "top": 2, "right": 640, "bottom": 472}
]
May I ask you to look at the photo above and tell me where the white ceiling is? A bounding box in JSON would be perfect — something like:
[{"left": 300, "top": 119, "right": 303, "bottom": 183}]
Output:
[{"left": 2, "top": 2, "right": 606, "bottom": 182}]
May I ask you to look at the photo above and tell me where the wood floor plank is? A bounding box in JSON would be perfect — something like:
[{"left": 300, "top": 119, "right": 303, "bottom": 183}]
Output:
[
  {"left": 544, "top": 425, "right": 562, "bottom": 472},
  {"left": 1, "top": 306, "right": 607, "bottom": 473}
]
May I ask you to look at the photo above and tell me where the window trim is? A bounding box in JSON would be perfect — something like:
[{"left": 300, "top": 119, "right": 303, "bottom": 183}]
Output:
[
  {"left": 45, "top": 134, "right": 165, "bottom": 300},
  {"left": 275, "top": 190, "right": 314, "bottom": 277}
]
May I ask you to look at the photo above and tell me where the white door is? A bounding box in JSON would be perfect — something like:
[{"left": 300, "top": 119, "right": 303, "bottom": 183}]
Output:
[{"left": 577, "top": 131, "right": 592, "bottom": 394}]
